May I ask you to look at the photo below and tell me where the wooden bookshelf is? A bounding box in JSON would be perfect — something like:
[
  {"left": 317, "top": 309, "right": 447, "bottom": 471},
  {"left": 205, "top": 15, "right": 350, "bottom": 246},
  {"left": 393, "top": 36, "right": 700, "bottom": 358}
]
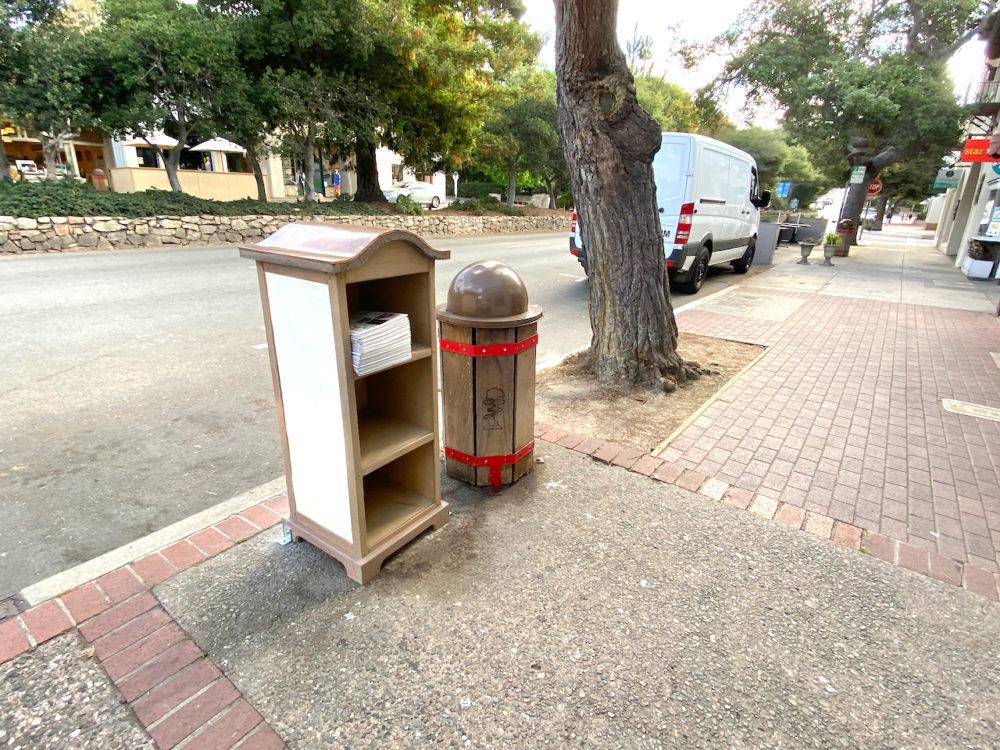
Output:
[{"left": 240, "top": 223, "right": 451, "bottom": 584}]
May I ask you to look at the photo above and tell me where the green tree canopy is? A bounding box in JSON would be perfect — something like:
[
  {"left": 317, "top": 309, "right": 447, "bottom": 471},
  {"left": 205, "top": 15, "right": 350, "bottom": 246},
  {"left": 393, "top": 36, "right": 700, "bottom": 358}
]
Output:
[
  {"left": 5, "top": 18, "right": 93, "bottom": 180},
  {"left": 92, "top": 0, "right": 241, "bottom": 192},
  {"left": 715, "top": 126, "right": 824, "bottom": 204},
  {"left": 479, "top": 69, "right": 565, "bottom": 207},
  {"left": 709, "top": 0, "right": 984, "bottom": 241},
  {"left": 0, "top": 0, "right": 70, "bottom": 180},
  {"left": 633, "top": 77, "right": 701, "bottom": 133}
]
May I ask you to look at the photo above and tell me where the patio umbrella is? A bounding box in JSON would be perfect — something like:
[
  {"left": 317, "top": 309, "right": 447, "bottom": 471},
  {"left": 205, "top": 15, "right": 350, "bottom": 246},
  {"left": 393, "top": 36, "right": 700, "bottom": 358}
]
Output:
[
  {"left": 189, "top": 137, "right": 246, "bottom": 154},
  {"left": 122, "top": 132, "right": 179, "bottom": 149}
]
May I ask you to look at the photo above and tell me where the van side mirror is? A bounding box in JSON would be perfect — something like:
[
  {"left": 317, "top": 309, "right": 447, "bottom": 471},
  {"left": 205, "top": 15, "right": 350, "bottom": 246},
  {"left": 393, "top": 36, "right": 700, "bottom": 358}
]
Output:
[{"left": 752, "top": 190, "right": 771, "bottom": 209}]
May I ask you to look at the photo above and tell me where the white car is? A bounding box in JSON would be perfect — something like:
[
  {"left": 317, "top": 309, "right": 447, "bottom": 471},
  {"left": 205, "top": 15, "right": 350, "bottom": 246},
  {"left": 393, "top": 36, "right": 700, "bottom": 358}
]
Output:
[{"left": 383, "top": 180, "right": 444, "bottom": 209}]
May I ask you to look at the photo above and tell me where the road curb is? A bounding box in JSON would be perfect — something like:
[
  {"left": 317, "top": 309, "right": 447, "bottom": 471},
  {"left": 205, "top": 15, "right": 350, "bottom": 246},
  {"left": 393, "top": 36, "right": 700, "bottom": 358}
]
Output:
[{"left": 18, "top": 477, "right": 286, "bottom": 608}]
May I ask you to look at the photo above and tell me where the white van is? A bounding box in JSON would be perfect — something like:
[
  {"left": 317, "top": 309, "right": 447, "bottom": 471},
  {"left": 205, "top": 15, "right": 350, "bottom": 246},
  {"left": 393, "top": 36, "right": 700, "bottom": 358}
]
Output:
[{"left": 570, "top": 132, "right": 770, "bottom": 293}]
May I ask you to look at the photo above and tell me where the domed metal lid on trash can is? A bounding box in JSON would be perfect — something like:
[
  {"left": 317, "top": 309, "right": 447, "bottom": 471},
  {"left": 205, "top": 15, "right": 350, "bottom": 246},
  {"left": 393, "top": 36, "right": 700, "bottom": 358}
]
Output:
[{"left": 436, "top": 260, "right": 543, "bottom": 328}]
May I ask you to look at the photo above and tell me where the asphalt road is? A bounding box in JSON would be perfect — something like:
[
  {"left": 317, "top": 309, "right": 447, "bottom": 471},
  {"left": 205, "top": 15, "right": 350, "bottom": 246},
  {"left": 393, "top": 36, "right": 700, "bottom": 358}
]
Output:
[
  {"left": 0, "top": 233, "right": 592, "bottom": 597},
  {"left": 0, "top": 231, "right": 751, "bottom": 597}
]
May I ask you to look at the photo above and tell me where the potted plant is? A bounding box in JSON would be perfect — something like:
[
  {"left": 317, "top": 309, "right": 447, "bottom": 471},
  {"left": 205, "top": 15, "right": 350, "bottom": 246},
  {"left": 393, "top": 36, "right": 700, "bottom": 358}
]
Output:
[
  {"left": 823, "top": 231, "right": 845, "bottom": 258},
  {"left": 962, "top": 239, "right": 996, "bottom": 280},
  {"left": 817, "top": 232, "right": 836, "bottom": 266},
  {"left": 797, "top": 237, "right": 818, "bottom": 264}
]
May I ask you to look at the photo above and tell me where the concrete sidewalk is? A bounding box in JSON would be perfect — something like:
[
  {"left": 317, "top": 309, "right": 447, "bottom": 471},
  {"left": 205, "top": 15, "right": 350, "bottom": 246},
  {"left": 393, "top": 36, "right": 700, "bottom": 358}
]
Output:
[{"left": 3, "top": 225, "right": 1000, "bottom": 749}]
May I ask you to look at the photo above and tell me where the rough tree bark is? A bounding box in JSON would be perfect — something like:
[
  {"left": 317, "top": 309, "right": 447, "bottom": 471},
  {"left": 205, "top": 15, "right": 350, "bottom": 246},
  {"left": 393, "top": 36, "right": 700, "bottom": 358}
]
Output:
[
  {"left": 159, "top": 112, "right": 187, "bottom": 193},
  {"left": 248, "top": 148, "right": 267, "bottom": 201},
  {"left": 841, "top": 139, "right": 896, "bottom": 246},
  {"left": 353, "top": 139, "right": 386, "bottom": 202},
  {"left": 0, "top": 146, "right": 12, "bottom": 183},
  {"left": 555, "top": 0, "right": 694, "bottom": 391},
  {"left": 35, "top": 126, "right": 78, "bottom": 181},
  {"left": 506, "top": 154, "right": 519, "bottom": 208},
  {"left": 302, "top": 121, "right": 317, "bottom": 203},
  {"left": 872, "top": 194, "right": 888, "bottom": 231}
]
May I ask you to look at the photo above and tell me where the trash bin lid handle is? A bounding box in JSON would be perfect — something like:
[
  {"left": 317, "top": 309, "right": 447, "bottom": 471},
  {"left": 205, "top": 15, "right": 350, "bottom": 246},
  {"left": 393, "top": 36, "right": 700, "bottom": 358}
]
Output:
[{"left": 439, "top": 334, "right": 538, "bottom": 357}]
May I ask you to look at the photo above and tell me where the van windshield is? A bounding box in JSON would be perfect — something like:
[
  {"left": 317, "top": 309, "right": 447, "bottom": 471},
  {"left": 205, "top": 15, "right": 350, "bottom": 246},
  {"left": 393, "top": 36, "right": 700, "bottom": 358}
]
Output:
[{"left": 653, "top": 141, "right": 687, "bottom": 204}]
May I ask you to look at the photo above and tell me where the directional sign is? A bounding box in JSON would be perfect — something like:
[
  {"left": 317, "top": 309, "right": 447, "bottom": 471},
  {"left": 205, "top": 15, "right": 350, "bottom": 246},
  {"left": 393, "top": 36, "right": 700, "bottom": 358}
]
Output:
[
  {"left": 932, "top": 168, "right": 960, "bottom": 189},
  {"left": 867, "top": 179, "right": 882, "bottom": 197}
]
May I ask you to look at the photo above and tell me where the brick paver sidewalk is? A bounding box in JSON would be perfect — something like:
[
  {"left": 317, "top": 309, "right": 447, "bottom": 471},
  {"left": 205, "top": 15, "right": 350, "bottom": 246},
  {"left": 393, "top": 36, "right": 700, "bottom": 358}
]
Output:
[{"left": 661, "top": 287, "right": 1000, "bottom": 575}]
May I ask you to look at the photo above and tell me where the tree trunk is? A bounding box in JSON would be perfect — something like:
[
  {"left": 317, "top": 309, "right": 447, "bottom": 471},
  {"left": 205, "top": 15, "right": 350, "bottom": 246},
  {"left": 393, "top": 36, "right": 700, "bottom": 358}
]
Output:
[
  {"left": 544, "top": 176, "right": 558, "bottom": 209},
  {"left": 302, "top": 122, "right": 316, "bottom": 202},
  {"left": 353, "top": 138, "right": 386, "bottom": 202},
  {"left": 248, "top": 147, "right": 267, "bottom": 201},
  {"left": 507, "top": 156, "right": 518, "bottom": 208},
  {"left": 555, "top": 0, "right": 689, "bottom": 390},
  {"left": 0, "top": 143, "right": 12, "bottom": 183},
  {"left": 842, "top": 175, "right": 872, "bottom": 245},
  {"left": 163, "top": 145, "right": 183, "bottom": 192},
  {"left": 841, "top": 145, "right": 896, "bottom": 246},
  {"left": 38, "top": 134, "right": 62, "bottom": 181},
  {"left": 872, "top": 194, "right": 888, "bottom": 231}
]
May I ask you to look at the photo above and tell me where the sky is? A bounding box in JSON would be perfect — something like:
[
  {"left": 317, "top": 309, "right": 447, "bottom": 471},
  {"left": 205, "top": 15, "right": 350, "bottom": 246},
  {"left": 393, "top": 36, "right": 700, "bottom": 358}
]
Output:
[{"left": 519, "top": 0, "right": 988, "bottom": 127}]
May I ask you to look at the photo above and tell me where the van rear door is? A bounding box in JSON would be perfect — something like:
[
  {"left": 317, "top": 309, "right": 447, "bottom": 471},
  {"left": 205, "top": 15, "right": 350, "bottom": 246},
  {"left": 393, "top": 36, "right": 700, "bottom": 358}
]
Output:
[{"left": 653, "top": 136, "right": 691, "bottom": 261}]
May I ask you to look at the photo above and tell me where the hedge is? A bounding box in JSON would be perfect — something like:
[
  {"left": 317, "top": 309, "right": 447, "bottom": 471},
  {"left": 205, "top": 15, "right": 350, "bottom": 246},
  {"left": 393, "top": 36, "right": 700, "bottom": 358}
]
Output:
[{"left": 0, "top": 180, "right": 397, "bottom": 219}]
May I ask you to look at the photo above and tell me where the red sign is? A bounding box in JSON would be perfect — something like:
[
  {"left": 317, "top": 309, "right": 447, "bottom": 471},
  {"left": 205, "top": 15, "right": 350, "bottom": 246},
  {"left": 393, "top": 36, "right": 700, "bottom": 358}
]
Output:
[
  {"left": 959, "top": 138, "right": 1000, "bottom": 163},
  {"left": 867, "top": 179, "right": 882, "bottom": 197}
]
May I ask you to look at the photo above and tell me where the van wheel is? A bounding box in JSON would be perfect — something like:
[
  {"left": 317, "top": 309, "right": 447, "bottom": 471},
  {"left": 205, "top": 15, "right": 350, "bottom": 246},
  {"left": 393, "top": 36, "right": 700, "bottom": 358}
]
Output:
[
  {"left": 681, "top": 248, "right": 709, "bottom": 294},
  {"left": 732, "top": 239, "right": 755, "bottom": 274},
  {"left": 430, "top": 196, "right": 440, "bottom": 209}
]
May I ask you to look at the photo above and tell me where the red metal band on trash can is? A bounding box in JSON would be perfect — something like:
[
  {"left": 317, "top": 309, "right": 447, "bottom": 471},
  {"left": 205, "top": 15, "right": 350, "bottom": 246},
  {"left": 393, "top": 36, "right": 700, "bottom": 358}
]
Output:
[
  {"left": 444, "top": 441, "right": 535, "bottom": 488},
  {"left": 439, "top": 334, "right": 538, "bottom": 357}
]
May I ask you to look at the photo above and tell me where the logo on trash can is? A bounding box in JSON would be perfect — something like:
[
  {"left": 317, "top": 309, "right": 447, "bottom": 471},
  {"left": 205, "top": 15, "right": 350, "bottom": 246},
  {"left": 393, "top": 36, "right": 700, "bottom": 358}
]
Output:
[{"left": 482, "top": 388, "right": 506, "bottom": 430}]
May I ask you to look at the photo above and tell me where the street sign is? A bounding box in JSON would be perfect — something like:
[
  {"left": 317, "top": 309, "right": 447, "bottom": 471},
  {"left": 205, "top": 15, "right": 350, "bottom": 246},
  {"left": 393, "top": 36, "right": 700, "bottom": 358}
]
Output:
[
  {"left": 932, "top": 168, "right": 960, "bottom": 189},
  {"left": 867, "top": 179, "right": 882, "bottom": 197},
  {"left": 849, "top": 166, "right": 866, "bottom": 184},
  {"left": 959, "top": 138, "right": 1000, "bottom": 163},
  {"left": 789, "top": 198, "right": 799, "bottom": 209},
  {"left": 776, "top": 181, "right": 791, "bottom": 198}
]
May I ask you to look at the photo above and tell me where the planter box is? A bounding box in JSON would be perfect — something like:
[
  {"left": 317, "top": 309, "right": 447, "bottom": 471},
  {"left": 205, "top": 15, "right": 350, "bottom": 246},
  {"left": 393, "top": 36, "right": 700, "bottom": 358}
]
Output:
[
  {"left": 755, "top": 223, "right": 779, "bottom": 265},
  {"left": 961, "top": 255, "right": 995, "bottom": 280}
]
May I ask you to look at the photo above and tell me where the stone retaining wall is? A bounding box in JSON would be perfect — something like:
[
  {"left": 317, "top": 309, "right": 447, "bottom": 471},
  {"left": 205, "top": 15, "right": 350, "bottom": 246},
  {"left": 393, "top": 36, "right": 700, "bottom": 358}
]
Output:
[{"left": 0, "top": 213, "right": 571, "bottom": 254}]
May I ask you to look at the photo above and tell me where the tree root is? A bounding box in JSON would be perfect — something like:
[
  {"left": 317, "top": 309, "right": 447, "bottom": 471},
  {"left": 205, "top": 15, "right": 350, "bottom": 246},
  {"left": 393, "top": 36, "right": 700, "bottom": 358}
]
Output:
[{"left": 656, "top": 359, "right": 717, "bottom": 394}]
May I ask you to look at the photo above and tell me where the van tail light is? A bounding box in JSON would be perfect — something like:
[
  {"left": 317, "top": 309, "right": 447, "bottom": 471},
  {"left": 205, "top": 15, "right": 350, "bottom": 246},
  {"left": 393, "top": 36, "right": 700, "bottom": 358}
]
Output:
[
  {"left": 570, "top": 212, "right": 579, "bottom": 256},
  {"left": 675, "top": 202, "right": 694, "bottom": 245},
  {"left": 571, "top": 211, "right": 577, "bottom": 232}
]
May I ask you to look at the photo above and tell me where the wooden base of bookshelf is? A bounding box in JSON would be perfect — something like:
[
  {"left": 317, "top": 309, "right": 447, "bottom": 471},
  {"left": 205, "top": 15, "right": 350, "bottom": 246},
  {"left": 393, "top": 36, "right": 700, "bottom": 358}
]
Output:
[{"left": 285, "top": 501, "right": 450, "bottom": 584}]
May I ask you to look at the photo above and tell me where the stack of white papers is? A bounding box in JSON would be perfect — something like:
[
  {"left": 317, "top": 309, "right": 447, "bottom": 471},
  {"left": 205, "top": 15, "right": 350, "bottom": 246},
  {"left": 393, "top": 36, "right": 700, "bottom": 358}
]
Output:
[{"left": 349, "top": 311, "right": 411, "bottom": 376}]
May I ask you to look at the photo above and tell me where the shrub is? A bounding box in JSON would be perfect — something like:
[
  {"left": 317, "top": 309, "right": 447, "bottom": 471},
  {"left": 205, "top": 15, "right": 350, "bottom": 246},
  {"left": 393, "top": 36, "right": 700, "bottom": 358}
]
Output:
[
  {"left": 393, "top": 194, "right": 424, "bottom": 215},
  {"left": 457, "top": 181, "right": 500, "bottom": 200},
  {"left": 449, "top": 196, "right": 504, "bottom": 215},
  {"left": 824, "top": 232, "right": 840, "bottom": 245},
  {"left": 0, "top": 180, "right": 395, "bottom": 219},
  {"left": 449, "top": 198, "right": 488, "bottom": 215}
]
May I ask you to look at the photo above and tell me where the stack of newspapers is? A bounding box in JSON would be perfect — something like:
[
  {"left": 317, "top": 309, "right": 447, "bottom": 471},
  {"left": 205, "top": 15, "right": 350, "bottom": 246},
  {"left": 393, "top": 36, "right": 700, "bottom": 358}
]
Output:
[{"left": 349, "top": 311, "right": 411, "bottom": 376}]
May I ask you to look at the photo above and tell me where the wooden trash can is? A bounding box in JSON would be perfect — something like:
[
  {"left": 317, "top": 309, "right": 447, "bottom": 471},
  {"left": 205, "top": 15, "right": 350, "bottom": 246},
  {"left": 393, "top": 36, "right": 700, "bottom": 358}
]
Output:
[
  {"left": 240, "top": 223, "right": 451, "bottom": 583},
  {"left": 437, "top": 261, "right": 542, "bottom": 490}
]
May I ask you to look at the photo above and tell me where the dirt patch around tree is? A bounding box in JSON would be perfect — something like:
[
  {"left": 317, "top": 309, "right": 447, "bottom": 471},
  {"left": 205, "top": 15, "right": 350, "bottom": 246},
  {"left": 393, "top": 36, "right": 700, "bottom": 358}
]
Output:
[{"left": 535, "top": 333, "right": 765, "bottom": 454}]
